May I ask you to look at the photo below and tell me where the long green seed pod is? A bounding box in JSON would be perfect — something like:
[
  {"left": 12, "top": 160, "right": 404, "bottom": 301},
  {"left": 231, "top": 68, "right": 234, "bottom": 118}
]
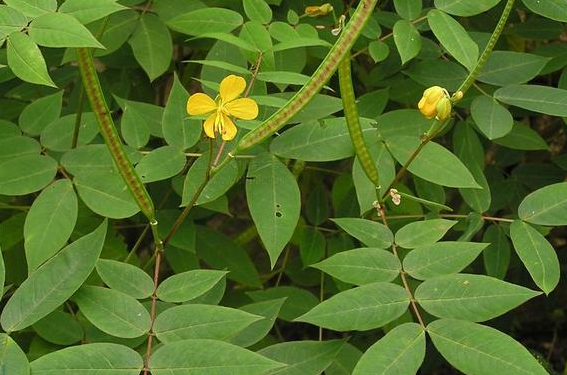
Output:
[
  {"left": 236, "top": 0, "right": 380, "bottom": 151},
  {"left": 454, "top": 0, "right": 515, "bottom": 99},
  {"left": 338, "top": 51, "right": 380, "bottom": 188},
  {"left": 76, "top": 48, "right": 155, "bottom": 221}
]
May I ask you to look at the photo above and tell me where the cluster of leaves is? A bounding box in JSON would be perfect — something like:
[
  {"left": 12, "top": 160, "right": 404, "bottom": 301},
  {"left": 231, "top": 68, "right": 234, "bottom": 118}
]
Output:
[{"left": 0, "top": 0, "right": 566, "bottom": 374}]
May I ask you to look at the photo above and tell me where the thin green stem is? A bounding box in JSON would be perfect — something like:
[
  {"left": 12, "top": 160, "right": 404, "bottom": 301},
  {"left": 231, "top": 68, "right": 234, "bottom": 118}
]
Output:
[
  {"left": 71, "top": 87, "right": 85, "bottom": 149},
  {"left": 453, "top": 0, "right": 516, "bottom": 100},
  {"left": 378, "top": 207, "right": 425, "bottom": 328},
  {"left": 163, "top": 139, "right": 214, "bottom": 246}
]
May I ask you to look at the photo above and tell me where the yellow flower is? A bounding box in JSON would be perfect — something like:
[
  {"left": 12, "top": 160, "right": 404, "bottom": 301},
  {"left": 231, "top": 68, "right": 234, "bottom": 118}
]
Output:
[
  {"left": 305, "top": 3, "right": 333, "bottom": 17},
  {"left": 418, "top": 86, "right": 450, "bottom": 120},
  {"left": 186, "top": 75, "right": 259, "bottom": 141},
  {"left": 435, "top": 97, "right": 452, "bottom": 121}
]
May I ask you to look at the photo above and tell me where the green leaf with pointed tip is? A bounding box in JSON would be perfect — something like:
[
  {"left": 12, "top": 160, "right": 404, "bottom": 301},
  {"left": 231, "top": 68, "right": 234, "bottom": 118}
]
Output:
[
  {"left": 0, "top": 155, "right": 57, "bottom": 196},
  {"left": 259, "top": 340, "right": 344, "bottom": 375},
  {"left": 331, "top": 218, "right": 393, "bottom": 249},
  {"left": 29, "top": 12, "right": 104, "bottom": 48},
  {"left": 163, "top": 74, "right": 202, "bottom": 150},
  {"left": 453, "top": 122, "right": 491, "bottom": 213},
  {"left": 246, "top": 153, "right": 301, "bottom": 268},
  {"left": 96, "top": 259, "right": 154, "bottom": 299},
  {"left": 395, "top": 219, "right": 457, "bottom": 249},
  {"left": 522, "top": 0, "right": 567, "bottom": 22},
  {"left": 478, "top": 51, "right": 550, "bottom": 86},
  {"left": 415, "top": 274, "right": 540, "bottom": 322},
  {"left": 518, "top": 182, "right": 567, "bottom": 226},
  {"left": 19, "top": 91, "right": 63, "bottom": 135},
  {"left": 166, "top": 8, "right": 243, "bottom": 36},
  {"left": 510, "top": 220, "right": 559, "bottom": 295},
  {"left": 482, "top": 225, "right": 511, "bottom": 280},
  {"left": 427, "top": 9, "right": 478, "bottom": 71},
  {"left": 74, "top": 169, "right": 140, "bottom": 219},
  {"left": 149, "top": 339, "right": 284, "bottom": 375},
  {"left": 0, "top": 5, "right": 27, "bottom": 38},
  {"left": 403, "top": 241, "right": 488, "bottom": 280},
  {"left": 182, "top": 155, "right": 239, "bottom": 206},
  {"left": 0, "top": 333, "right": 29, "bottom": 375},
  {"left": 74, "top": 286, "right": 151, "bottom": 338},
  {"left": 1, "top": 221, "right": 107, "bottom": 332},
  {"left": 493, "top": 123, "right": 548, "bottom": 151},
  {"left": 120, "top": 104, "right": 150, "bottom": 149},
  {"left": 230, "top": 298, "right": 286, "bottom": 347},
  {"left": 7, "top": 31, "right": 56, "bottom": 87},
  {"left": 393, "top": 20, "right": 421, "bottom": 64},
  {"left": 434, "top": 0, "right": 501, "bottom": 16},
  {"left": 196, "top": 226, "right": 261, "bottom": 287},
  {"left": 471, "top": 96, "right": 514, "bottom": 140},
  {"left": 270, "top": 118, "right": 376, "bottom": 162},
  {"left": 353, "top": 323, "right": 425, "bottom": 375},
  {"left": 243, "top": 0, "right": 272, "bottom": 23},
  {"left": 312, "top": 248, "right": 400, "bottom": 285},
  {"left": 59, "top": 0, "right": 126, "bottom": 24},
  {"left": 135, "top": 146, "right": 186, "bottom": 183},
  {"left": 295, "top": 282, "right": 409, "bottom": 331},
  {"left": 0, "top": 136, "right": 40, "bottom": 163},
  {"left": 156, "top": 269, "right": 228, "bottom": 303},
  {"left": 40, "top": 113, "right": 99, "bottom": 152},
  {"left": 24, "top": 179, "right": 78, "bottom": 272},
  {"left": 32, "top": 310, "right": 83, "bottom": 345},
  {"left": 494, "top": 85, "right": 567, "bottom": 117},
  {"left": 387, "top": 136, "right": 481, "bottom": 188},
  {"left": 247, "top": 287, "right": 318, "bottom": 322},
  {"left": 394, "top": 0, "right": 423, "bottom": 19},
  {"left": 30, "top": 343, "right": 143, "bottom": 375},
  {"left": 128, "top": 14, "right": 172, "bottom": 81},
  {"left": 154, "top": 304, "right": 262, "bottom": 343},
  {"left": 428, "top": 319, "right": 550, "bottom": 375},
  {"left": 4, "top": 0, "right": 55, "bottom": 17}
]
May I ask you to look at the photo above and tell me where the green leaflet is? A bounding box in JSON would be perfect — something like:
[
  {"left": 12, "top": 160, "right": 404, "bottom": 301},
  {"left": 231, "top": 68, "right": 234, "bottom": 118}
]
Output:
[
  {"left": 1, "top": 221, "right": 107, "bottom": 332},
  {"left": 353, "top": 323, "right": 425, "bottom": 375},
  {"left": 428, "top": 319, "right": 549, "bottom": 375},
  {"left": 30, "top": 343, "right": 143, "bottom": 375}
]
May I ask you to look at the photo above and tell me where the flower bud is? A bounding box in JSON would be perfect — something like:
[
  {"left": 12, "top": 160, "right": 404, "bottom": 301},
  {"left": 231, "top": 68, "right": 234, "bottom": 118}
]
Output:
[
  {"left": 418, "top": 86, "right": 450, "bottom": 119},
  {"left": 435, "top": 97, "right": 452, "bottom": 121},
  {"left": 305, "top": 3, "right": 333, "bottom": 17}
]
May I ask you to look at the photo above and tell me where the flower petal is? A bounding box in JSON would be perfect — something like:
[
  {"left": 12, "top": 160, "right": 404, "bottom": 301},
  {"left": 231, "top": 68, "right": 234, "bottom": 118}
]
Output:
[
  {"left": 203, "top": 113, "right": 216, "bottom": 139},
  {"left": 187, "top": 93, "right": 216, "bottom": 115},
  {"left": 220, "top": 113, "right": 238, "bottom": 141},
  {"left": 224, "top": 98, "right": 259, "bottom": 120},
  {"left": 219, "top": 75, "right": 246, "bottom": 103}
]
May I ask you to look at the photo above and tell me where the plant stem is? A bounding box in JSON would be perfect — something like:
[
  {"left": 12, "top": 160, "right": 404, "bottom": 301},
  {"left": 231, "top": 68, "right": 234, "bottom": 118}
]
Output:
[
  {"left": 163, "top": 139, "right": 214, "bottom": 246},
  {"left": 377, "top": 205, "right": 425, "bottom": 328},
  {"left": 143, "top": 221, "right": 163, "bottom": 375},
  {"left": 453, "top": 0, "right": 516, "bottom": 100},
  {"left": 71, "top": 87, "right": 85, "bottom": 149},
  {"left": 386, "top": 213, "right": 514, "bottom": 223}
]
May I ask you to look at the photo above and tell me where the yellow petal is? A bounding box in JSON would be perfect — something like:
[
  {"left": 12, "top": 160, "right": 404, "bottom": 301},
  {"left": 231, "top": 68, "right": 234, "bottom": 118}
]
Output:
[
  {"left": 219, "top": 75, "right": 246, "bottom": 103},
  {"left": 187, "top": 93, "right": 217, "bottom": 115},
  {"left": 220, "top": 113, "right": 237, "bottom": 141},
  {"left": 224, "top": 98, "right": 259, "bottom": 120},
  {"left": 203, "top": 113, "right": 216, "bottom": 139}
]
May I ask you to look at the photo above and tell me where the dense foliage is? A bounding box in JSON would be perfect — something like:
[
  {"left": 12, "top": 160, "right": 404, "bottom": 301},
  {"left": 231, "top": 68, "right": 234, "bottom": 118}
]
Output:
[{"left": 0, "top": 0, "right": 566, "bottom": 374}]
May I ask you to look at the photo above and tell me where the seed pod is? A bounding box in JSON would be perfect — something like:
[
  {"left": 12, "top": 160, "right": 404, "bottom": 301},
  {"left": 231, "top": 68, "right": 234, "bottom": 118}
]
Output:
[
  {"left": 236, "top": 0, "right": 380, "bottom": 152},
  {"left": 338, "top": 51, "right": 380, "bottom": 188},
  {"left": 76, "top": 48, "right": 155, "bottom": 221}
]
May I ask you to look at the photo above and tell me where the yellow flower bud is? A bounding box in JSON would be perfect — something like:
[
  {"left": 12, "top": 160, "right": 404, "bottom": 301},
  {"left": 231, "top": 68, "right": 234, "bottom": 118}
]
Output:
[
  {"left": 435, "top": 97, "right": 452, "bottom": 121},
  {"left": 418, "top": 86, "right": 450, "bottom": 119},
  {"left": 305, "top": 3, "right": 333, "bottom": 17}
]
